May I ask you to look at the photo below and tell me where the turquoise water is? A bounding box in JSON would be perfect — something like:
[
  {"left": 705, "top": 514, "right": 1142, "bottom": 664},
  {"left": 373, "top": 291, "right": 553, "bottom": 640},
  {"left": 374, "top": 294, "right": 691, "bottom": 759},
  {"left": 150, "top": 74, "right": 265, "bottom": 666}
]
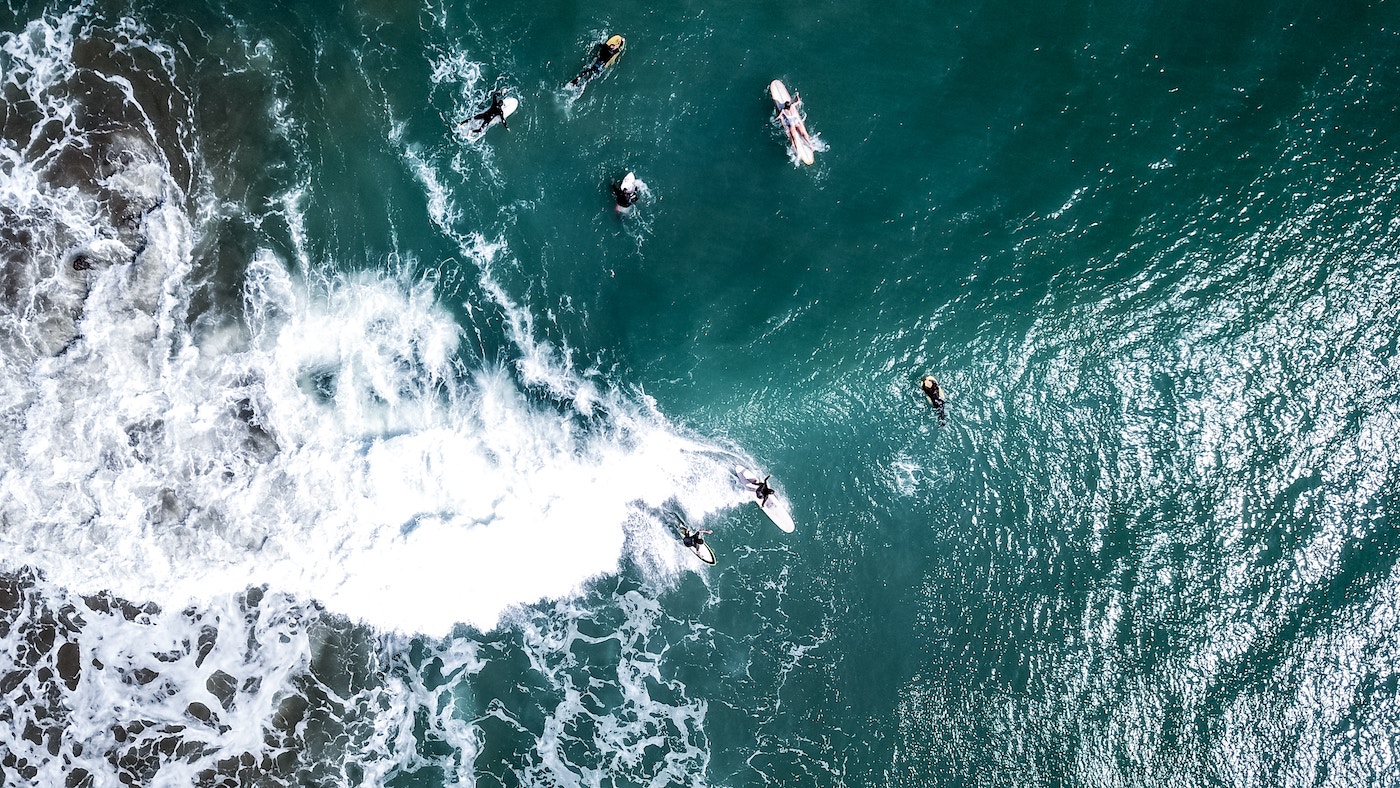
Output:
[{"left": 2, "top": 0, "right": 1399, "bottom": 784}]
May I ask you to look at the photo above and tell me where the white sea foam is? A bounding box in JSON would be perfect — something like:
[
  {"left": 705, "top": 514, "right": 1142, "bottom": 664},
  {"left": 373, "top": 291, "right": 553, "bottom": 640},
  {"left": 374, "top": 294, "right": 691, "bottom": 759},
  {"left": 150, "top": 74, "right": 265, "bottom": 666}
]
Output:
[
  {"left": 3, "top": 201, "right": 744, "bottom": 637},
  {"left": 0, "top": 0, "right": 755, "bottom": 643},
  {"left": 0, "top": 574, "right": 316, "bottom": 785},
  {"left": 0, "top": 7, "right": 778, "bottom": 783}
]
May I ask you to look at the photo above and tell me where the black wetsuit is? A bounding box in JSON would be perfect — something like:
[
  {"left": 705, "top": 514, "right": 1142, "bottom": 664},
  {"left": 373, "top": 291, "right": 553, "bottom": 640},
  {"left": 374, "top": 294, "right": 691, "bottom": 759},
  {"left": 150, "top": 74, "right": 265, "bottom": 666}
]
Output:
[
  {"left": 574, "top": 43, "right": 619, "bottom": 84},
  {"left": 595, "top": 43, "right": 620, "bottom": 68},
  {"left": 755, "top": 477, "right": 775, "bottom": 505},
  {"left": 922, "top": 379, "right": 944, "bottom": 409},
  {"left": 922, "top": 378, "right": 947, "bottom": 425},
  {"left": 479, "top": 96, "right": 509, "bottom": 130},
  {"left": 463, "top": 94, "right": 509, "bottom": 132},
  {"left": 612, "top": 182, "right": 638, "bottom": 208}
]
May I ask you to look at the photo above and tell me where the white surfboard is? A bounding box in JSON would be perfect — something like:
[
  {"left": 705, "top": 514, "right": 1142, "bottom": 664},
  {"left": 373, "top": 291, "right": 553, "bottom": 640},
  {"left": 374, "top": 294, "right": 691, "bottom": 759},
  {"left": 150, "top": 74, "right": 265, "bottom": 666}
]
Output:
[
  {"left": 735, "top": 465, "right": 795, "bottom": 532},
  {"left": 769, "top": 80, "right": 814, "bottom": 165},
  {"left": 460, "top": 96, "right": 518, "bottom": 142}
]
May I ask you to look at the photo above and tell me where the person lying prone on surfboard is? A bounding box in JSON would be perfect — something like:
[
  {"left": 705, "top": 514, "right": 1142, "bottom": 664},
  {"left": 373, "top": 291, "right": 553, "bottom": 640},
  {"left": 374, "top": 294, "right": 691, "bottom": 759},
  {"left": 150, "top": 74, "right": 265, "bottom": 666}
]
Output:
[
  {"left": 459, "top": 93, "right": 511, "bottom": 131},
  {"left": 577, "top": 39, "right": 622, "bottom": 80},
  {"left": 921, "top": 375, "right": 948, "bottom": 425},
  {"left": 778, "top": 97, "right": 813, "bottom": 147},
  {"left": 595, "top": 39, "right": 622, "bottom": 67},
  {"left": 920, "top": 376, "right": 945, "bottom": 409}
]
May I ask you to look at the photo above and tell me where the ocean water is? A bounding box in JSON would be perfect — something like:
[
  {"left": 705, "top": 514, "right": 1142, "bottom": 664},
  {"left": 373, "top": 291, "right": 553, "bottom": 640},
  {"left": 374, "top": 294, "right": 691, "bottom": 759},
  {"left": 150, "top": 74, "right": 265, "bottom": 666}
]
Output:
[{"left": 1, "top": 0, "right": 1398, "bottom": 784}]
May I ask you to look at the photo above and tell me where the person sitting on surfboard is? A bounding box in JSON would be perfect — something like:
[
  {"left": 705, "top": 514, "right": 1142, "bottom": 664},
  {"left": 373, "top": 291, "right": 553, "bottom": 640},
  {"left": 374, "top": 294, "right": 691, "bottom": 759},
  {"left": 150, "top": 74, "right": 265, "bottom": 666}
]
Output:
[
  {"left": 682, "top": 528, "right": 713, "bottom": 548},
  {"left": 612, "top": 175, "right": 639, "bottom": 211},
  {"left": 754, "top": 476, "right": 776, "bottom": 506},
  {"left": 460, "top": 93, "right": 511, "bottom": 131},
  {"left": 778, "top": 97, "right": 813, "bottom": 149}
]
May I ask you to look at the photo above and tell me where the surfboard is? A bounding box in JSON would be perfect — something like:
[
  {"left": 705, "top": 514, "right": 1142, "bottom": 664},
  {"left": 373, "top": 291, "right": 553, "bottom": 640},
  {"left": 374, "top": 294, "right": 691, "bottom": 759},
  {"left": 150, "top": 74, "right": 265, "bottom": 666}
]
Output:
[
  {"left": 677, "top": 525, "right": 717, "bottom": 565},
  {"left": 460, "top": 96, "right": 518, "bottom": 142},
  {"left": 769, "top": 80, "right": 815, "bottom": 166},
  {"left": 569, "top": 35, "right": 625, "bottom": 89},
  {"left": 735, "top": 465, "right": 796, "bottom": 532}
]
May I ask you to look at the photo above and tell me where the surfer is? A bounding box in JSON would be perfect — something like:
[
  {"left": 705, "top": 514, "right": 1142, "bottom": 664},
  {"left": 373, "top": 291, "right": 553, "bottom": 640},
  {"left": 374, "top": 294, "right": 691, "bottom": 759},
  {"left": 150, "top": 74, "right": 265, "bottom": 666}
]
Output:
[
  {"left": 682, "top": 527, "right": 713, "bottom": 549},
  {"left": 612, "top": 173, "right": 639, "bottom": 213},
  {"left": 921, "top": 375, "right": 947, "bottom": 423},
  {"left": 459, "top": 93, "right": 511, "bottom": 132},
  {"left": 591, "top": 38, "right": 623, "bottom": 71},
  {"left": 571, "top": 37, "right": 622, "bottom": 86},
  {"left": 753, "top": 476, "right": 776, "bottom": 506},
  {"left": 778, "top": 96, "right": 813, "bottom": 149},
  {"left": 595, "top": 37, "right": 622, "bottom": 67},
  {"left": 920, "top": 376, "right": 944, "bottom": 408}
]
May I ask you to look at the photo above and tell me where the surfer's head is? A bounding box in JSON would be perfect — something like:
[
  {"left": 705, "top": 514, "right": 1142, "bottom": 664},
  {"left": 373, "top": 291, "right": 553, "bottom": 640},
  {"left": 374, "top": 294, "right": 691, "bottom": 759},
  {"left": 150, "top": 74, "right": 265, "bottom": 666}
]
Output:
[{"left": 782, "top": 101, "right": 792, "bottom": 110}]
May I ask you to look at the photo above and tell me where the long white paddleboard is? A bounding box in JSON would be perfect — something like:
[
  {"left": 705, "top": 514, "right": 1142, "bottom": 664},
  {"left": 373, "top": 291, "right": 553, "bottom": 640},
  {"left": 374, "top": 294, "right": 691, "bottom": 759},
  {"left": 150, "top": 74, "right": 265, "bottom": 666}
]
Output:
[
  {"left": 460, "top": 96, "right": 518, "bottom": 142},
  {"left": 769, "top": 80, "right": 814, "bottom": 165},
  {"left": 735, "top": 466, "right": 795, "bottom": 532}
]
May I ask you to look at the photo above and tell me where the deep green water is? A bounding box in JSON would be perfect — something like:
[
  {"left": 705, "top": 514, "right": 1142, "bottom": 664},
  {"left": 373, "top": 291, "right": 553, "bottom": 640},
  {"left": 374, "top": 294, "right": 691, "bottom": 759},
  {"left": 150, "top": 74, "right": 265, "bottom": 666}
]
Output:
[{"left": 2, "top": 0, "right": 1399, "bottom": 784}]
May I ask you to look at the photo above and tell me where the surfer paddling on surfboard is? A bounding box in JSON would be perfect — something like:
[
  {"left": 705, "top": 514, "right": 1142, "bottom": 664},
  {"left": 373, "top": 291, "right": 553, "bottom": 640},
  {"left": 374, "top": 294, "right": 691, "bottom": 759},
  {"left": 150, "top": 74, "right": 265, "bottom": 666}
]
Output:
[
  {"left": 779, "top": 98, "right": 813, "bottom": 149},
  {"left": 768, "top": 80, "right": 815, "bottom": 165},
  {"left": 569, "top": 35, "right": 625, "bottom": 89},
  {"left": 458, "top": 92, "right": 518, "bottom": 140},
  {"left": 921, "top": 375, "right": 947, "bottom": 424}
]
